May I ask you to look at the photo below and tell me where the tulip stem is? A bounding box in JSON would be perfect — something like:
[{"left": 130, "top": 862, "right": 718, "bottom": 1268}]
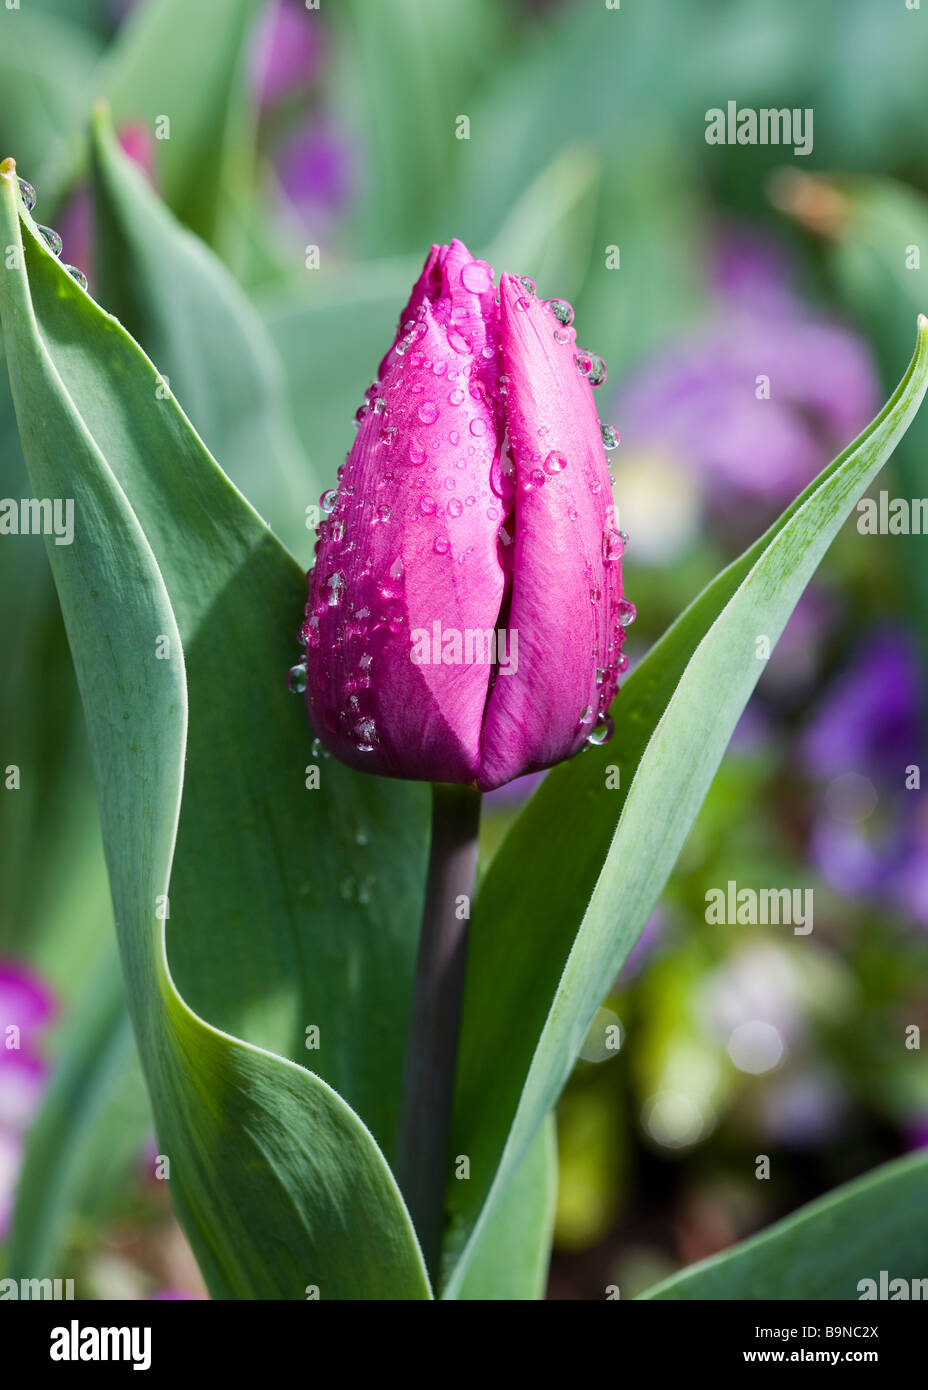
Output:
[{"left": 396, "top": 781, "right": 482, "bottom": 1287}]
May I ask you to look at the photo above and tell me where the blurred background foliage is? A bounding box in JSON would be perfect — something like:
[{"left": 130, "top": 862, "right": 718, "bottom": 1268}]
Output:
[{"left": 1, "top": 0, "right": 927, "bottom": 1298}]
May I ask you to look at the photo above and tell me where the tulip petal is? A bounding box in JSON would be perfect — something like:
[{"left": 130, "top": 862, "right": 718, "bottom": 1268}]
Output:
[
  {"left": 305, "top": 254, "right": 506, "bottom": 782},
  {"left": 477, "top": 275, "right": 626, "bottom": 790}
]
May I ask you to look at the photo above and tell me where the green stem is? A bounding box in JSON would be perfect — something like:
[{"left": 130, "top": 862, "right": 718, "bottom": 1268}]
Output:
[{"left": 396, "top": 782, "right": 482, "bottom": 1286}]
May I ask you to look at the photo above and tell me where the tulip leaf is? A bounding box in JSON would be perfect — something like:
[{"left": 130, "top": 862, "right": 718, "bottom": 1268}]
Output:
[
  {"left": 640, "top": 1150, "right": 928, "bottom": 1300},
  {"left": 443, "top": 314, "right": 928, "bottom": 1295},
  {"left": 456, "top": 1114, "right": 558, "bottom": 1301},
  {"left": 0, "top": 160, "right": 430, "bottom": 1299},
  {"left": 88, "top": 107, "right": 312, "bottom": 555}
]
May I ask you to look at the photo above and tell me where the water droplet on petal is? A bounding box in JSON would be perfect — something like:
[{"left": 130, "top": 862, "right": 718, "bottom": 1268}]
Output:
[
  {"left": 419, "top": 496, "right": 436, "bottom": 515},
  {"left": 545, "top": 298, "right": 574, "bottom": 326},
  {"left": 372, "top": 396, "right": 386, "bottom": 413},
  {"left": 17, "top": 177, "right": 36, "bottom": 212},
  {"left": 554, "top": 326, "right": 577, "bottom": 345},
  {"left": 63, "top": 264, "right": 88, "bottom": 290},
  {"left": 325, "top": 571, "right": 346, "bottom": 606},
  {"left": 578, "top": 705, "right": 594, "bottom": 728},
  {"left": 418, "top": 401, "right": 439, "bottom": 424},
  {"left": 587, "top": 354, "right": 608, "bottom": 387},
  {"left": 434, "top": 536, "right": 449, "bottom": 555},
  {"left": 586, "top": 712, "right": 615, "bottom": 746},
  {"left": 543, "top": 450, "right": 567, "bottom": 475},
  {"left": 518, "top": 276, "right": 536, "bottom": 297},
  {"left": 356, "top": 718, "right": 378, "bottom": 752},
  {"left": 37, "top": 224, "right": 62, "bottom": 257},
  {"left": 408, "top": 440, "right": 427, "bottom": 466},
  {"left": 601, "top": 424, "right": 620, "bottom": 450},
  {"left": 448, "top": 498, "right": 463, "bottom": 517},
  {"left": 602, "top": 529, "right": 625, "bottom": 563},
  {"left": 447, "top": 329, "right": 470, "bottom": 355},
  {"left": 461, "top": 260, "right": 493, "bottom": 294},
  {"left": 320, "top": 488, "right": 338, "bottom": 513},
  {"left": 449, "top": 387, "right": 465, "bottom": 406},
  {"left": 469, "top": 418, "right": 487, "bottom": 437},
  {"left": 618, "top": 599, "right": 637, "bottom": 627},
  {"left": 287, "top": 662, "right": 307, "bottom": 693}
]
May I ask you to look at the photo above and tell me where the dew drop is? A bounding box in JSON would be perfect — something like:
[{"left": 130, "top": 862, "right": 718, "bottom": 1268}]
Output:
[
  {"left": 17, "top": 177, "right": 36, "bottom": 212},
  {"left": 469, "top": 418, "right": 487, "bottom": 437},
  {"left": 372, "top": 396, "right": 386, "bottom": 414},
  {"left": 418, "top": 401, "right": 439, "bottom": 424},
  {"left": 64, "top": 264, "right": 88, "bottom": 291},
  {"left": 419, "top": 496, "right": 436, "bottom": 515},
  {"left": 554, "top": 326, "right": 577, "bottom": 345},
  {"left": 586, "top": 712, "right": 615, "bottom": 746},
  {"left": 587, "top": 354, "right": 608, "bottom": 387},
  {"left": 543, "top": 450, "right": 567, "bottom": 475},
  {"left": 545, "top": 298, "right": 574, "bottom": 326},
  {"left": 434, "top": 536, "right": 450, "bottom": 555},
  {"left": 37, "top": 224, "right": 62, "bottom": 257},
  {"left": 461, "top": 260, "right": 493, "bottom": 294},
  {"left": 518, "top": 276, "right": 536, "bottom": 297},
  {"left": 325, "top": 572, "right": 346, "bottom": 606},
  {"left": 286, "top": 662, "right": 307, "bottom": 694},
  {"left": 356, "top": 718, "right": 378, "bottom": 752},
  {"left": 449, "top": 387, "right": 466, "bottom": 406},
  {"left": 408, "top": 440, "right": 427, "bottom": 466},
  {"left": 320, "top": 488, "right": 338, "bottom": 513},
  {"left": 617, "top": 599, "right": 637, "bottom": 627},
  {"left": 602, "top": 529, "right": 625, "bottom": 563},
  {"left": 578, "top": 705, "right": 594, "bottom": 728},
  {"left": 448, "top": 498, "right": 463, "bottom": 518},
  {"left": 448, "top": 329, "right": 470, "bottom": 355},
  {"left": 432, "top": 360, "right": 448, "bottom": 376},
  {"left": 600, "top": 424, "right": 620, "bottom": 450}
]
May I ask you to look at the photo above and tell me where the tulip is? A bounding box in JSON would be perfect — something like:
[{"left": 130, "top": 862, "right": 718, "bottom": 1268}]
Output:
[{"left": 297, "top": 238, "right": 632, "bottom": 790}]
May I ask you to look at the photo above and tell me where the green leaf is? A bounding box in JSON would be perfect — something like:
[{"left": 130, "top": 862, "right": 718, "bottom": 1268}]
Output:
[
  {"left": 7, "top": 946, "right": 149, "bottom": 1275},
  {"left": 640, "top": 1151, "right": 928, "bottom": 1300},
  {"left": 37, "top": 0, "right": 264, "bottom": 253},
  {"left": 456, "top": 1115, "right": 558, "bottom": 1302},
  {"left": 0, "top": 159, "right": 429, "bottom": 1299},
  {"left": 442, "top": 314, "right": 928, "bottom": 1295},
  {"left": 0, "top": 6, "right": 103, "bottom": 179},
  {"left": 88, "top": 107, "right": 313, "bottom": 555}
]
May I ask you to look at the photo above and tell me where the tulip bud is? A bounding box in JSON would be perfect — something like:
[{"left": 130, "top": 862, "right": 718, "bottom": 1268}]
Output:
[{"left": 296, "top": 239, "right": 631, "bottom": 791}]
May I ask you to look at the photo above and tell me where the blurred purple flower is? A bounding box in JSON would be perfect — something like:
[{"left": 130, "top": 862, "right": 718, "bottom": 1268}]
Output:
[
  {"left": 276, "top": 118, "right": 355, "bottom": 225},
  {"left": 616, "top": 227, "right": 879, "bottom": 510},
  {"left": 0, "top": 960, "right": 56, "bottom": 1241},
  {"left": 800, "top": 629, "right": 928, "bottom": 923},
  {"left": 250, "top": 0, "right": 324, "bottom": 109}
]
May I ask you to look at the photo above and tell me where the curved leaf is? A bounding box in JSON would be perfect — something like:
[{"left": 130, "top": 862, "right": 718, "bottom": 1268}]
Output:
[
  {"left": 641, "top": 1151, "right": 928, "bottom": 1300},
  {"left": 0, "top": 159, "right": 429, "bottom": 1299},
  {"left": 443, "top": 315, "right": 928, "bottom": 1295}
]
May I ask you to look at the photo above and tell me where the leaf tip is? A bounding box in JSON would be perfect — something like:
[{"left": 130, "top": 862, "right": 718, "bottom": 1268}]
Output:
[{"left": 0, "top": 157, "right": 17, "bottom": 177}]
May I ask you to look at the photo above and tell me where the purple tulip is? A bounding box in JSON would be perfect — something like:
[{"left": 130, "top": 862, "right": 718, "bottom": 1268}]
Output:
[{"left": 298, "top": 239, "right": 630, "bottom": 790}]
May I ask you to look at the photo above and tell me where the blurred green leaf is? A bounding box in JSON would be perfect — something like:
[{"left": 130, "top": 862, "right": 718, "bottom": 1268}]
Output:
[
  {"left": 89, "top": 107, "right": 313, "bottom": 554},
  {"left": 36, "top": 0, "right": 264, "bottom": 254},
  {"left": 0, "top": 160, "right": 430, "bottom": 1298},
  {"left": 8, "top": 946, "right": 149, "bottom": 1275},
  {"left": 443, "top": 317, "right": 928, "bottom": 1296},
  {"left": 330, "top": 0, "right": 511, "bottom": 255},
  {"left": 0, "top": 7, "right": 104, "bottom": 178},
  {"left": 641, "top": 1151, "right": 928, "bottom": 1299}
]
